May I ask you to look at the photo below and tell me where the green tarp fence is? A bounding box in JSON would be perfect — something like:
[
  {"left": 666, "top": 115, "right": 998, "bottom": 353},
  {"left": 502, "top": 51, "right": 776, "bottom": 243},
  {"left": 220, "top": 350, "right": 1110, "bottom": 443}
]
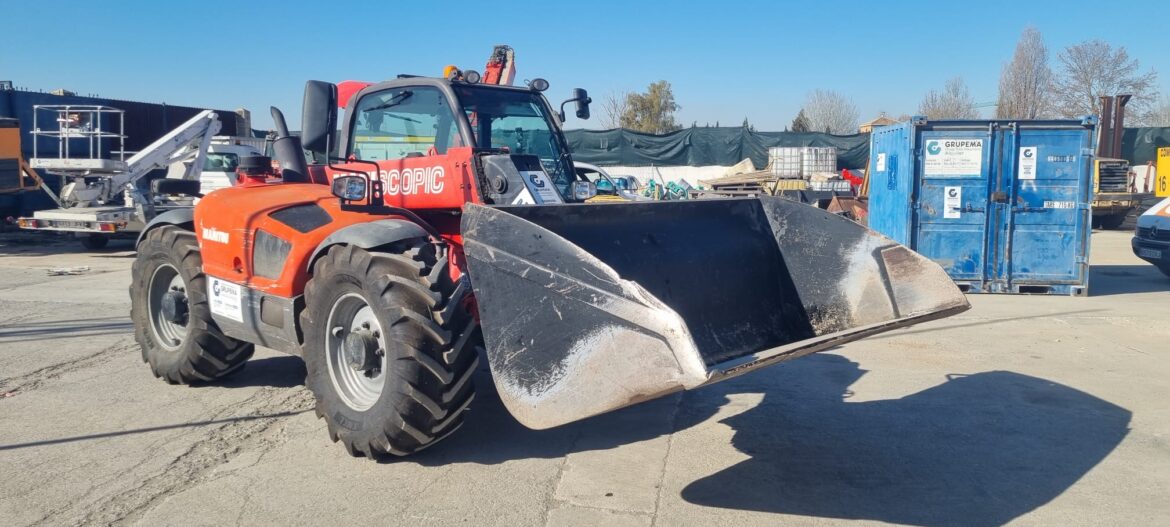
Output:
[
  {"left": 1123, "top": 127, "right": 1170, "bottom": 166},
  {"left": 566, "top": 126, "right": 1170, "bottom": 169},
  {"left": 565, "top": 127, "right": 872, "bottom": 170}
]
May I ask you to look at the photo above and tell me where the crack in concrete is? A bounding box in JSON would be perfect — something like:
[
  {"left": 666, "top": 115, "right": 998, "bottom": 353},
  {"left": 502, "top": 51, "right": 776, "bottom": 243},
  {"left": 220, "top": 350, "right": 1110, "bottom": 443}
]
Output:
[
  {"left": 0, "top": 338, "right": 135, "bottom": 394},
  {"left": 649, "top": 393, "right": 685, "bottom": 527},
  {"left": 27, "top": 385, "right": 313, "bottom": 526}
]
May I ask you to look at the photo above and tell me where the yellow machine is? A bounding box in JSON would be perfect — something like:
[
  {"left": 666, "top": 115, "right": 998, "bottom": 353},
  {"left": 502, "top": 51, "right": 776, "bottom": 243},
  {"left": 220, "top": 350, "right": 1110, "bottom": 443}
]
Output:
[
  {"left": 1157, "top": 147, "right": 1169, "bottom": 198},
  {"left": 0, "top": 117, "right": 43, "bottom": 196},
  {"left": 1091, "top": 158, "right": 1137, "bottom": 229}
]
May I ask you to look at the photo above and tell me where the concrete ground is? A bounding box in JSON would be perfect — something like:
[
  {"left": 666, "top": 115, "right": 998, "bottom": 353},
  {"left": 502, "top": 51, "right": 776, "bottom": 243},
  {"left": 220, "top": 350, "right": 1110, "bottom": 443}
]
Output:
[{"left": 0, "top": 230, "right": 1167, "bottom": 526}]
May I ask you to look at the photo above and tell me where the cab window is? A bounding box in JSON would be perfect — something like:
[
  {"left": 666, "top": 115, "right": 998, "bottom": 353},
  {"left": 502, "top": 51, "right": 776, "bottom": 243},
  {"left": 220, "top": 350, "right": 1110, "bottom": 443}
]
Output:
[
  {"left": 350, "top": 86, "right": 464, "bottom": 160},
  {"left": 202, "top": 152, "right": 239, "bottom": 172}
]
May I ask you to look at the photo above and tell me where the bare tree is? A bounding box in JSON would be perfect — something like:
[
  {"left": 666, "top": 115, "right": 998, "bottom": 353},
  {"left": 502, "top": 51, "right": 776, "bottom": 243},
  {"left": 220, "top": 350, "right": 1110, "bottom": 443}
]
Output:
[
  {"left": 997, "top": 26, "right": 1053, "bottom": 119},
  {"left": 802, "top": 90, "right": 859, "bottom": 134},
  {"left": 600, "top": 90, "right": 630, "bottom": 129},
  {"left": 1051, "top": 39, "right": 1159, "bottom": 123},
  {"left": 919, "top": 77, "right": 979, "bottom": 119},
  {"left": 1150, "top": 97, "right": 1170, "bottom": 127}
]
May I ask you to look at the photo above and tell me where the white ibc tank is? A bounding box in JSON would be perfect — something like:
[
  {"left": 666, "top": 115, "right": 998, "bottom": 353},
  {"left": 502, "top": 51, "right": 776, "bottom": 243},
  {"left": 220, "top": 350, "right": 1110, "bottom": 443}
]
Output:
[
  {"left": 800, "top": 147, "right": 838, "bottom": 176},
  {"left": 768, "top": 147, "right": 802, "bottom": 178}
]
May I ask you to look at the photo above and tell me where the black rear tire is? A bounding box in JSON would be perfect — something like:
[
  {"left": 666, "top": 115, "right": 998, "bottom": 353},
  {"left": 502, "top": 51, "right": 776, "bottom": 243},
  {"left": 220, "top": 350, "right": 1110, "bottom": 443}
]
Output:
[
  {"left": 301, "top": 242, "right": 479, "bottom": 458},
  {"left": 129, "top": 226, "right": 254, "bottom": 384},
  {"left": 81, "top": 234, "right": 109, "bottom": 250}
]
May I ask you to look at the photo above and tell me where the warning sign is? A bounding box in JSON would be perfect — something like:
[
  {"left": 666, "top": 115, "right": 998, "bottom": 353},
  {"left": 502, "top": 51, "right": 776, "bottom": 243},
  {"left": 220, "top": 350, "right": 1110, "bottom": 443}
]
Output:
[
  {"left": 924, "top": 138, "right": 984, "bottom": 177},
  {"left": 944, "top": 186, "right": 962, "bottom": 219},
  {"left": 1157, "top": 146, "right": 1170, "bottom": 198},
  {"left": 1018, "top": 147, "right": 1038, "bottom": 180}
]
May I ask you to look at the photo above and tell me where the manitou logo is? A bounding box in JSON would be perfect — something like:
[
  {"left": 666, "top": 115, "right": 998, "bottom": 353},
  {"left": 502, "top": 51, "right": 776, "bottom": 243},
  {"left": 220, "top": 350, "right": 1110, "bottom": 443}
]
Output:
[{"left": 202, "top": 227, "right": 229, "bottom": 244}]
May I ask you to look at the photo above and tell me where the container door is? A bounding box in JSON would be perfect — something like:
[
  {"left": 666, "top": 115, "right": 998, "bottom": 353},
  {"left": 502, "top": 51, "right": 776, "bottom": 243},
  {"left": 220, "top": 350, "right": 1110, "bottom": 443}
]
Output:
[
  {"left": 997, "top": 124, "right": 1092, "bottom": 294},
  {"left": 913, "top": 128, "right": 994, "bottom": 290}
]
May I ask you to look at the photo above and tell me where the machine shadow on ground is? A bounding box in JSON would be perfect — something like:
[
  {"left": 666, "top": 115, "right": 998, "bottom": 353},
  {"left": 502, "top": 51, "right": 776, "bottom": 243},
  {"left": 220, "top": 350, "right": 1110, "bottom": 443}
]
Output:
[
  {"left": 1090, "top": 264, "right": 1170, "bottom": 296},
  {"left": 0, "top": 233, "right": 135, "bottom": 257},
  {"left": 212, "top": 355, "right": 307, "bottom": 389},
  {"left": 0, "top": 316, "right": 133, "bottom": 343},
  {"left": 863, "top": 309, "right": 1103, "bottom": 341},
  {"left": 407, "top": 361, "right": 712, "bottom": 466},
  {"left": 679, "top": 353, "right": 1132, "bottom": 527}
]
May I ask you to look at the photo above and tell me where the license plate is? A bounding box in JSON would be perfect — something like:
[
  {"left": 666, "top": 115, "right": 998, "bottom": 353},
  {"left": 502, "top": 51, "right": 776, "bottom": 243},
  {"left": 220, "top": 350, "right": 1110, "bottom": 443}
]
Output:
[
  {"left": 49, "top": 220, "right": 93, "bottom": 230},
  {"left": 1139, "top": 248, "right": 1163, "bottom": 259}
]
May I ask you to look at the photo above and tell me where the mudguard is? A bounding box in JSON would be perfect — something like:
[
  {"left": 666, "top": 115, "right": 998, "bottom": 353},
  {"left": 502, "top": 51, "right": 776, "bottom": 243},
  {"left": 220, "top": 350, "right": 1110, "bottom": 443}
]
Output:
[
  {"left": 306, "top": 219, "right": 428, "bottom": 270},
  {"left": 461, "top": 197, "right": 969, "bottom": 429},
  {"left": 136, "top": 208, "right": 194, "bottom": 246}
]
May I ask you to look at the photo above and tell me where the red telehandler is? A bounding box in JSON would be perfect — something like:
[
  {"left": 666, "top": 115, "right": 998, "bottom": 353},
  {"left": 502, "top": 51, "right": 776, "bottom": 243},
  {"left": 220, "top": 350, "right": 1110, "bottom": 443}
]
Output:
[{"left": 129, "top": 61, "right": 967, "bottom": 458}]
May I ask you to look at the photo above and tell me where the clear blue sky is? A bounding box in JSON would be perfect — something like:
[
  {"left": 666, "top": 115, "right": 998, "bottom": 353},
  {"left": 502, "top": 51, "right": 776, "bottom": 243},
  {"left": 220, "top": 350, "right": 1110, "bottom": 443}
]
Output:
[{"left": 2, "top": 0, "right": 1164, "bottom": 131}]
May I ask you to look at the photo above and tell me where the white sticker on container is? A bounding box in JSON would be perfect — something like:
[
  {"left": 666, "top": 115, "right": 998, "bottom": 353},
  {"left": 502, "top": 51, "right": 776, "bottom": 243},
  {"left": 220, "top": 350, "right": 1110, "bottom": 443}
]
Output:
[
  {"left": 944, "top": 186, "right": 962, "bottom": 219},
  {"left": 924, "top": 139, "right": 984, "bottom": 176},
  {"left": 1018, "top": 146, "right": 1038, "bottom": 180},
  {"left": 209, "top": 276, "right": 244, "bottom": 323},
  {"left": 876, "top": 152, "right": 887, "bottom": 172},
  {"left": 1044, "top": 201, "right": 1075, "bottom": 209}
]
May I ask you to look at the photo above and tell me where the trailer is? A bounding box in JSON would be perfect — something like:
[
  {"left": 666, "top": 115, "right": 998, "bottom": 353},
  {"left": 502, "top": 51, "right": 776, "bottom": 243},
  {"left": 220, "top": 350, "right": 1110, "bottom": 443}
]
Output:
[{"left": 16, "top": 105, "right": 256, "bottom": 248}]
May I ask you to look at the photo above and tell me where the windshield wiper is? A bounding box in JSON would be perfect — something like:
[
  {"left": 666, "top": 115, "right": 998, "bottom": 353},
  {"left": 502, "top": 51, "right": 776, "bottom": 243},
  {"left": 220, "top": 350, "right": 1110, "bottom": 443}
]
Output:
[
  {"left": 385, "top": 113, "right": 421, "bottom": 124},
  {"left": 363, "top": 91, "right": 413, "bottom": 112}
]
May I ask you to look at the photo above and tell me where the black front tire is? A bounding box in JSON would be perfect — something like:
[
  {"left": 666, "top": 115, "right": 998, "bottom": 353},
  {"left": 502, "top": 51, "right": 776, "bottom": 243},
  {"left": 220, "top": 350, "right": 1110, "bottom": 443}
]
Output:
[
  {"left": 301, "top": 242, "right": 479, "bottom": 458},
  {"left": 81, "top": 234, "right": 109, "bottom": 250},
  {"left": 129, "top": 226, "right": 254, "bottom": 384}
]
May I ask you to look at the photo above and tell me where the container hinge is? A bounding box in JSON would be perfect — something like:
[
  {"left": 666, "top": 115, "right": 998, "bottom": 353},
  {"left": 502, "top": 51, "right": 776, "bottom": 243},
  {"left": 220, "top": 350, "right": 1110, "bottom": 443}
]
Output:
[
  {"left": 1081, "top": 148, "right": 1095, "bottom": 157},
  {"left": 1075, "top": 255, "right": 1088, "bottom": 264}
]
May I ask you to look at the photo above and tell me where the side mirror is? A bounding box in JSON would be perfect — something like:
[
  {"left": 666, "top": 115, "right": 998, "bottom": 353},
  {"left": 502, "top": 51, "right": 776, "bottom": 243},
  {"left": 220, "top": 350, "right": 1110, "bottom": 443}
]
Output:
[
  {"left": 331, "top": 175, "right": 367, "bottom": 201},
  {"left": 571, "top": 180, "right": 597, "bottom": 201},
  {"left": 573, "top": 88, "right": 591, "bottom": 120},
  {"left": 302, "top": 80, "right": 338, "bottom": 162},
  {"left": 560, "top": 88, "right": 592, "bottom": 121}
]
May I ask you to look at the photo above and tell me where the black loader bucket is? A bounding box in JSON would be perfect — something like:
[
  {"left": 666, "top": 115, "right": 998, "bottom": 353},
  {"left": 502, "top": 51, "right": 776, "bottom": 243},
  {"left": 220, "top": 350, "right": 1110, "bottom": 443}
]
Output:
[{"left": 461, "top": 197, "right": 968, "bottom": 429}]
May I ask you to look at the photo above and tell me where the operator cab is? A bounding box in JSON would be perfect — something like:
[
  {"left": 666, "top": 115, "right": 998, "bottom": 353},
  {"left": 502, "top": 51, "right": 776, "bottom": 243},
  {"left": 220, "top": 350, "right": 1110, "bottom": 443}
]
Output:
[{"left": 301, "top": 73, "right": 596, "bottom": 208}]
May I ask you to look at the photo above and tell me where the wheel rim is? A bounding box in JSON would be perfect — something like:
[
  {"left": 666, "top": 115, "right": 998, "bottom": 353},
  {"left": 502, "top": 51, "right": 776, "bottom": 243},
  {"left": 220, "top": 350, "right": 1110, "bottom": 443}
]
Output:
[
  {"left": 148, "top": 263, "right": 188, "bottom": 351},
  {"left": 325, "top": 293, "right": 387, "bottom": 411}
]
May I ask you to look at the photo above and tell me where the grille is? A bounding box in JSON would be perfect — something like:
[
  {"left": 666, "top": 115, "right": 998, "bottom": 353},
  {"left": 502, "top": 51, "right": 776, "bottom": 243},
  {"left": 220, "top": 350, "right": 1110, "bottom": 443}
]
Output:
[
  {"left": 1097, "top": 162, "right": 1129, "bottom": 193},
  {"left": 1137, "top": 226, "right": 1170, "bottom": 242},
  {"left": 270, "top": 203, "right": 332, "bottom": 233}
]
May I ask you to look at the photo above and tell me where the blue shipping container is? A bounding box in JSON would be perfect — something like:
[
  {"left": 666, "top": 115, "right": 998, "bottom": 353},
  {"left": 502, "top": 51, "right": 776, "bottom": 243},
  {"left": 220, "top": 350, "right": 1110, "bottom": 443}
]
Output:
[{"left": 869, "top": 117, "right": 1096, "bottom": 296}]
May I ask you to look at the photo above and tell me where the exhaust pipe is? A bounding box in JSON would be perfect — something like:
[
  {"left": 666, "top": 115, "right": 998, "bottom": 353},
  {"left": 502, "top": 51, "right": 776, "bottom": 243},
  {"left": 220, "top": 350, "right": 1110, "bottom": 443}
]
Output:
[{"left": 269, "top": 106, "right": 309, "bottom": 183}]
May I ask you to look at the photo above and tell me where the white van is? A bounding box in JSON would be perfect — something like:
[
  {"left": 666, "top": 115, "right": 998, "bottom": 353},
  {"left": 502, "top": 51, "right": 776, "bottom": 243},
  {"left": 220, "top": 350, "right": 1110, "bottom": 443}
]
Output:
[{"left": 1133, "top": 196, "right": 1170, "bottom": 277}]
